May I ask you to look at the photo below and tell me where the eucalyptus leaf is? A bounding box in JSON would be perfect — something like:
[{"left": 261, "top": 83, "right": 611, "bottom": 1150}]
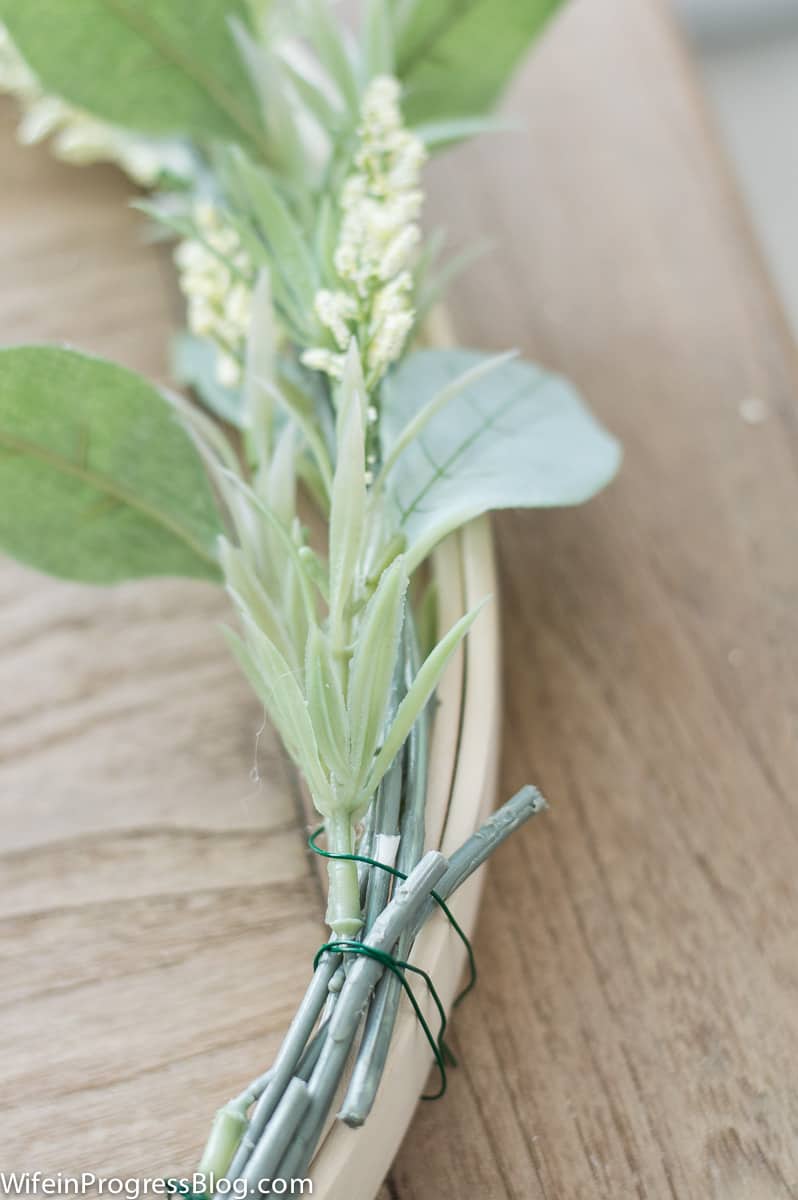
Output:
[
  {"left": 0, "top": 0, "right": 267, "bottom": 151},
  {"left": 381, "top": 349, "right": 622, "bottom": 571},
  {"left": 0, "top": 346, "right": 223, "bottom": 583},
  {"left": 396, "top": 0, "right": 564, "bottom": 124}
]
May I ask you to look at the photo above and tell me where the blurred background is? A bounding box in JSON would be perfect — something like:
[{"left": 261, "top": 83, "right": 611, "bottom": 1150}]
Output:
[{"left": 674, "top": 0, "right": 798, "bottom": 338}]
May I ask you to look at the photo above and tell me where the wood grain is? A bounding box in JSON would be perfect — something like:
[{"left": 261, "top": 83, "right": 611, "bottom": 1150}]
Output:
[{"left": 3, "top": 0, "right": 798, "bottom": 1196}]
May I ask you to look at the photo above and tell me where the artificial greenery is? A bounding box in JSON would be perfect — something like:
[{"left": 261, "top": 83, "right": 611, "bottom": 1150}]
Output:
[{"left": 0, "top": 0, "right": 620, "bottom": 1188}]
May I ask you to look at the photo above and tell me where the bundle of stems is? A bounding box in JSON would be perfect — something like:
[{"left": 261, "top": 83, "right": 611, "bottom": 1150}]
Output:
[{"left": 201, "top": 779, "right": 546, "bottom": 1191}]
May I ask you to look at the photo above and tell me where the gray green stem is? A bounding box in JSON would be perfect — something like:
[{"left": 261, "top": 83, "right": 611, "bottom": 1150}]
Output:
[{"left": 340, "top": 622, "right": 430, "bottom": 1125}]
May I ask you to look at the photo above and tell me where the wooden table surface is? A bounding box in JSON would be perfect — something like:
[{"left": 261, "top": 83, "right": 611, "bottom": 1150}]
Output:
[{"left": 3, "top": 1, "right": 798, "bottom": 1196}]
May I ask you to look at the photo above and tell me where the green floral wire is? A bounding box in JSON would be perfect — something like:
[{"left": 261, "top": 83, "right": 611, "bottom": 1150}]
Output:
[
  {"left": 308, "top": 825, "right": 478, "bottom": 1003},
  {"left": 313, "top": 938, "right": 450, "bottom": 1100},
  {"left": 308, "top": 824, "right": 480, "bottom": 1099}
]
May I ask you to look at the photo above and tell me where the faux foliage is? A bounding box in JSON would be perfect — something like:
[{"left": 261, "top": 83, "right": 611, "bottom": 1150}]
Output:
[{"left": 0, "top": 0, "right": 617, "bottom": 1187}]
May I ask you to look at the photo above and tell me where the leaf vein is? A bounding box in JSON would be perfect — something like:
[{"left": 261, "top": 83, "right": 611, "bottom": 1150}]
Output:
[{"left": 0, "top": 428, "right": 218, "bottom": 570}]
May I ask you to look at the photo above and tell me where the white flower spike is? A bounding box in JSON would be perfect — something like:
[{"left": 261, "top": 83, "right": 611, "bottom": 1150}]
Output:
[
  {"left": 301, "top": 74, "right": 427, "bottom": 391},
  {"left": 175, "top": 204, "right": 257, "bottom": 389}
]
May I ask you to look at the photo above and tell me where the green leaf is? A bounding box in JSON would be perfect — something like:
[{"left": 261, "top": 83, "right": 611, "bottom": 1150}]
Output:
[
  {"left": 305, "top": 626, "right": 350, "bottom": 781},
  {"left": 223, "top": 148, "right": 319, "bottom": 338},
  {"left": 381, "top": 349, "right": 621, "bottom": 572},
  {"left": 347, "top": 556, "right": 407, "bottom": 775},
  {"left": 0, "top": 346, "right": 223, "bottom": 584},
  {"left": 244, "top": 269, "right": 278, "bottom": 465},
  {"left": 361, "top": 599, "right": 486, "bottom": 801},
  {"left": 226, "top": 619, "right": 333, "bottom": 812},
  {"left": 377, "top": 349, "right": 516, "bottom": 482},
  {"left": 363, "top": 0, "right": 395, "bottom": 77},
  {"left": 412, "top": 114, "right": 517, "bottom": 151},
  {"left": 301, "top": 0, "right": 360, "bottom": 113},
  {"left": 328, "top": 344, "right": 367, "bottom": 657},
  {"left": 395, "top": 0, "right": 564, "bottom": 124},
  {"left": 230, "top": 19, "right": 314, "bottom": 182},
  {"left": 257, "top": 376, "right": 334, "bottom": 501},
  {"left": 220, "top": 537, "right": 296, "bottom": 668},
  {"left": 0, "top": 0, "right": 267, "bottom": 151}
]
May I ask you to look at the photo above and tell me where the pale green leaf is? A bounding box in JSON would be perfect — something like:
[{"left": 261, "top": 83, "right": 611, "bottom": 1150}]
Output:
[
  {"left": 219, "top": 468, "right": 318, "bottom": 624},
  {"left": 0, "top": 346, "right": 222, "bottom": 584},
  {"left": 412, "top": 114, "right": 517, "bottom": 151},
  {"left": 377, "top": 349, "right": 517, "bottom": 484},
  {"left": 224, "top": 148, "right": 319, "bottom": 337},
  {"left": 301, "top": 0, "right": 361, "bottom": 113},
  {"left": 226, "top": 620, "right": 333, "bottom": 811},
  {"left": 396, "top": 0, "right": 564, "bottom": 124},
  {"left": 361, "top": 599, "right": 486, "bottom": 801},
  {"left": 219, "top": 537, "right": 296, "bottom": 668},
  {"left": 347, "top": 556, "right": 407, "bottom": 775},
  {"left": 315, "top": 195, "right": 340, "bottom": 287},
  {"left": 258, "top": 377, "right": 334, "bottom": 500},
  {"left": 0, "top": 0, "right": 267, "bottom": 151},
  {"left": 363, "top": 0, "right": 395, "bottom": 77},
  {"left": 244, "top": 269, "right": 278, "bottom": 463},
  {"left": 277, "top": 49, "right": 346, "bottom": 138},
  {"left": 305, "top": 626, "right": 350, "bottom": 780},
  {"left": 265, "top": 423, "right": 297, "bottom": 529},
  {"left": 381, "top": 349, "right": 622, "bottom": 572},
  {"left": 230, "top": 19, "right": 315, "bottom": 182},
  {"left": 328, "top": 344, "right": 367, "bottom": 656}
]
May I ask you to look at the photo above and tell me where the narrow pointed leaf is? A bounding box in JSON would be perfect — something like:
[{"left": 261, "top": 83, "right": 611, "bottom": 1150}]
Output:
[
  {"left": 265, "top": 423, "right": 297, "bottom": 528},
  {"left": 260, "top": 377, "right": 334, "bottom": 498},
  {"left": 413, "top": 115, "right": 517, "bottom": 151},
  {"left": 226, "top": 149, "right": 319, "bottom": 332},
  {"left": 245, "top": 269, "right": 277, "bottom": 463},
  {"left": 305, "top": 626, "right": 350, "bottom": 780},
  {"left": 328, "top": 345, "right": 367, "bottom": 655},
  {"left": 219, "top": 538, "right": 295, "bottom": 668},
  {"left": 302, "top": 0, "right": 360, "bottom": 112},
  {"left": 364, "top": 0, "right": 395, "bottom": 76},
  {"left": 347, "top": 556, "right": 408, "bottom": 774},
  {"left": 235, "top": 614, "right": 332, "bottom": 810},
  {"left": 361, "top": 599, "right": 486, "bottom": 800}
]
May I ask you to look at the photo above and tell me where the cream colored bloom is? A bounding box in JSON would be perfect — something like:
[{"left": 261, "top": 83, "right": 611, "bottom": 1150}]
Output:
[
  {"left": 301, "top": 75, "right": 426, "bottom": 390},
  {"left": 175, "top": 205, "right": 257, "bottom": 389}
]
